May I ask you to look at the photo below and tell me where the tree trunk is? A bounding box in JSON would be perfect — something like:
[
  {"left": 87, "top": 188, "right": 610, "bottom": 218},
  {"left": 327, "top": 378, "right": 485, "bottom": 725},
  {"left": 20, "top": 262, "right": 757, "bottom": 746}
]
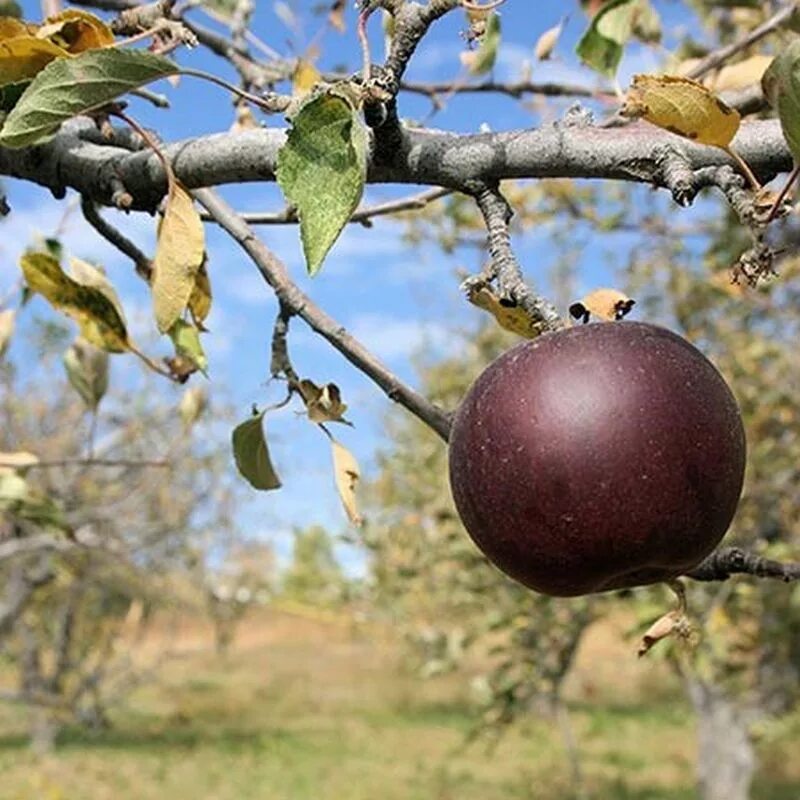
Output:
[
  {"left": 686, "top": 678, "right": 756, "bottom": 800},
  {"left": 29, "top": 707, "right": 59, "bottom": 755}
]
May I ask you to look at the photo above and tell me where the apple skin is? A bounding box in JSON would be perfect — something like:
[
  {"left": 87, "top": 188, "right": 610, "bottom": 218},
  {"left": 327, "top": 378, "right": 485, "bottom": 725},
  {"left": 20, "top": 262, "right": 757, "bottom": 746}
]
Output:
[{"left": 448, "top": 321, "right": 746, "bottom": 597}]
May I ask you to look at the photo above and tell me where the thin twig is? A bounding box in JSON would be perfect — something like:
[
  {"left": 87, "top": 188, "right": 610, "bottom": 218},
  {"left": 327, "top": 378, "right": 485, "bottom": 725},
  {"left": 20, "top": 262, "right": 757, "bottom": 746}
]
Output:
[
  {"left": 685, "top": 546, "right": 800, "bottom": 582},
  {"left": 193, "top": 187, "right": 453, "bottom": 442},
  {"left": 687, "top": 3, "right": 798, "bottom": 81},
  {"left": 199, "top": 187, "right": 453, "bottom": 226}
]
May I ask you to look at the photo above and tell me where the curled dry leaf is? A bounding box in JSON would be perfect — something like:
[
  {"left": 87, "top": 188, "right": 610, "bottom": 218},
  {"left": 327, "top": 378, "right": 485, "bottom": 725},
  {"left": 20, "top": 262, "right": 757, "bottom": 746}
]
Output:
[
  {"left": 620, "top": 74, "right": 740, "bottom": 148},
  {"left": 179, "top": 385, "right": 207, "bottom": 429},
  {"left": 534, "top": 18, "right": 564, "bottom": 62},
  {"left": 188, "top": 257, "right": 212, "bottom": 329},
  {"left": 461, "top": 11, "right": 501, "bottom": 75},
  {"left": 569, "top": 288, "right": 635, "bottom": 323},
  {"left": 328, "top": 0, "right": 346, "bottom": 33},
  {"left": 153, "top": 181, "right": 205, "bottom": 333},
  {"left": 465, "top": 281, "right": 545, "bottom": 339},
  {"left": 0, "top": 35, "right": 69, "bottom": 84},
  {"left": 331, "top": 439, "right": 362, "bottom": 526},
  {"left": 63, "top": 336, "right": 109, "bottom": 409},
  {"left": 36, "top": 9, "right": 115, "bottom": 53},
  {"left": 298, "top": 379, "right": 350, "bottom": 424}
]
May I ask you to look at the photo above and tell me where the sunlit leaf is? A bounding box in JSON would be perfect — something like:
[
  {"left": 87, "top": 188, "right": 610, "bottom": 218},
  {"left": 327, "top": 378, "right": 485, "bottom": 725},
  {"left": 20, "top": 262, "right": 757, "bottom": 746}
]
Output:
[
  {"left": 0, "top": 47, "right": 178, "bottom": 147},
  {"left": 152, "top": 181, "right": 205, "bottom": 333},
  {"left": 569, "top": 288, "right": 635, "bottom": 323},
  {"left": 534, "top": 19, "right": 564, "bottom": 62},
  {"left": 0, "top": 470, "right": 69, "bottom": 531},
  {"left": 232, "top": 412, "right": 281, "bottom": 491},
  {"left": 711, "top": 54, "right": 772, "bottom": 93},
  {"left": 293, "top": 58, "right": 321, "bottom": 96},
  {"left": 63, "top": 336, "right": 109, "bottom": 409},
  {"left": 0, "top": 16, "right": 35, "bottom": 40},
  {"left": 276, "top": 88, "right": 367, "bottom": 275},
  {"left": 20, "top": 251, "right": 128, "bottom": 352},
  {"left": 298, "top": 379, "right": 350, "bottom": 424},
  {"left": 331, "top": 439, "right": 361, "bottom": 525},
  {"left": 179, "top": 385, "right": 207, "bottom": 429},
  {"left": 0, "top": 35, "right": 68, "bottom": 86},
  {"left": 69, "top": 256, "right": 126, "bottom": 323},
  {"left": 0, "top": 450, "right": 38, "bottom": 468},
  {"left": 621, "top": 74, "right": 740, "bottom": 148},
  {"left": 465, "top": 283, "right": 545, "bottom": 339},
  {"left": 36, "top": 9, "right": 115, "bottom": 53}
]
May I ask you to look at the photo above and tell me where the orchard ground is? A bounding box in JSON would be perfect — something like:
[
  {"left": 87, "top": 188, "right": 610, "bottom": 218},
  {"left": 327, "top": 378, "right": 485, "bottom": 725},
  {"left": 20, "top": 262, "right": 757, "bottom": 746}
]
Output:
[{"left": 0, "top": 608, "right": 797, "bottom": 800}]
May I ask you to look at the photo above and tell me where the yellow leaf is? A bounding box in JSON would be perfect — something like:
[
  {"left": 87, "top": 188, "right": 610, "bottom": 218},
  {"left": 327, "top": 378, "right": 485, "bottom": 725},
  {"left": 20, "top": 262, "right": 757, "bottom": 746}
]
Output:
[
  {"left": 20, "top": 251, "right": 128, "bottom": 352},
  {"left": 0, "top": 17, "right": 37, "bottom": 41},
  {"left": 152, "top": 181, "right": 205, "bottom": 333},
  {"left": 331, "top": 439, "right": 362, "bottom": 526},
  {"left": 69, "top": 256, "right": 127, "bottom": 324},
  {"left": 534, "top": 19, "right": 564, "bottom": 61},
  {"left": 293, "top": 58, "right": 321, "bottom": 96},
  {"left": 298, "top": 379, "right": 349, "bottom": 424},
  {"left": 709, "top": 54, "right": 773, "bottom": 94},
  {"left": 621, "top": 74, "right": 740, "bottom": 148},
  {"left": 569, "top": 288, "right": 635, "bottom": 323},
  {"left": 465, "top": 282, "right": 544, "bottom": 339},
  {"left": 36, "top": 9, "right": 114, "bottom": 53},
  {"left": 188, "top": 257, "right": 212, "bottom": 328},
  {"left": 0, "top": 35, "right": 69, "bottom": 84}
]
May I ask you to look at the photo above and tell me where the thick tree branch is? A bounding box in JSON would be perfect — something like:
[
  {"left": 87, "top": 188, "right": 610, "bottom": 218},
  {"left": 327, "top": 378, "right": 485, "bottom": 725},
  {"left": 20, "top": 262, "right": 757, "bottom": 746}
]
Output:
[
  {"left": 685, "top": 547, "right": 800, "bottom": 583},
  {"left": 1, "top": 118, "right": 791, "bottom": 212},
  {"left": 193, "top": 188, "right": 453, "bottom": 442}
]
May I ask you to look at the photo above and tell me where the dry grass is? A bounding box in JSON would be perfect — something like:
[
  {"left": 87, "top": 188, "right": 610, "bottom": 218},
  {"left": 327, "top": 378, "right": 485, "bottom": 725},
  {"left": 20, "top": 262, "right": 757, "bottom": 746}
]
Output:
[{"left": 0, "top": 608, "right": 797, "bottom": 800}]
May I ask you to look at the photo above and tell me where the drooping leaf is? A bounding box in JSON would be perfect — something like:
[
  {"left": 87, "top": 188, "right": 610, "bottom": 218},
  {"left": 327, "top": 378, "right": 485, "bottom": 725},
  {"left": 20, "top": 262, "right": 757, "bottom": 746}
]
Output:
[
  {"left": 331, "top": 439, "right": 362, "bottom": 526},
  {"left": 188, "top": 258, "right": 212, "bottom": 328},
  {"left": 63, "top": 336, "right": 109, "bottom": 409},
  {"left": 763, "top": 41, "right": 800, "bottom": 163},
  {"left": 168, "top": 318, "right": 208, "bottom": 375},
  {"left": 0, "top": 308, "right": 15, "bottom": 358},
  {"left": 232, "top": 412, "right": 281, "bottom": 491},
  {"left": 576, "top": 0, "right": 638, "bottom": 78},
  {"left": 152, "top": 181, "right": 205, "bottom": 333},
  {"left": 0, "top": 47, "right": 178, "bottom": 148},
  {"left": 298, "top": 379, "right": 350, "bottom": 424},
  {"left": 0, "top": 35, "right": 68, "bottom": 86},
  {"left": 461, "top": 12, "right": 501, "bottom": 75},
  {"left": 20, "top": 251, "right": 128, "bottom": 352},
  {"left": 620, "top": 74, "right": 740, "bottom": 148},
  {"left": 569, "top": 288, "right": 635, "bottom": 323},
  {"left": 36, "top": 9, "right": 115, "bottom": 53},
  {"left": 276, "top": 88, "right": 367, "bottom": 275},
  {"left": 328, "top": 0, "right": 346, "bottom": 33}
]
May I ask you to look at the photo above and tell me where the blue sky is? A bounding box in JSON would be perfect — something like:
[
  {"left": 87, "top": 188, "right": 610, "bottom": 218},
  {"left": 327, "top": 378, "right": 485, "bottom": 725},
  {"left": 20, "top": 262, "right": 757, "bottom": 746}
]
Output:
[{"left": 1, "top": 1, "right": 713, "bottom": 570}]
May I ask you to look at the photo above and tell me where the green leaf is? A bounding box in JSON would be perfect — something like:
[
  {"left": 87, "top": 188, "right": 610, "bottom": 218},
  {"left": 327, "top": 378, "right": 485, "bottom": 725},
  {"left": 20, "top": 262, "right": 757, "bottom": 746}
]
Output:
[
  {"left": 276, "top": 88, "right": 368, "bottom": 275},
  {"left": 0, "top": 48, "right": 178, "bottom": 148},
  {"left": 168, "top": 319, "right": 208, "bottom": 375},
  {"left": 20, "top": 251, "right": 129, "bottom": 352},
  {"left": 232, "top": 412, "right": 281, "bottom": 491},
  {"left": 762, "top": 40, "right": 800, "bottom": 163},
  {"left": 63, "top": 337, "right": 109, "bottom": 410},
  {"left": 576, "top": 0, "right": 638, "bottom": 78},
  {"left": 0, "top": 1, "right": 22, "bottom": 17},
  {"left": 465, "top": 12, "right": 501, "bottom": 76},
  {"left": 0, "top": 80, "right": 28, "bottom": 112}
]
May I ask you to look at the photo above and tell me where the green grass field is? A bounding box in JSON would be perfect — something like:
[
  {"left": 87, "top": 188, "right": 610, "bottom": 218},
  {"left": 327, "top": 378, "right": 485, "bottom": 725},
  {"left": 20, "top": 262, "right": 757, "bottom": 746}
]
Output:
[{"left": 0, "top": 609, "right": 797, "bottom": 800}]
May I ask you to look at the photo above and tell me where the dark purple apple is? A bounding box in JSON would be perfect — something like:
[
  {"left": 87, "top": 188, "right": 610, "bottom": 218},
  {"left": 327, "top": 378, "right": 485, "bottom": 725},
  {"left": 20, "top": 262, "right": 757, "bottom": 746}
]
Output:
[{"left": 448, "top": 321, "right": 746, "bottom": 597}]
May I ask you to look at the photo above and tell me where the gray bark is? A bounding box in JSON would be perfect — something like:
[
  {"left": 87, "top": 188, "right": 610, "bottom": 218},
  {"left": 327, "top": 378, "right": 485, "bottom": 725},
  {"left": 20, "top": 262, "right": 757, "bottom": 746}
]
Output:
[
  {"left": 0, "top": 117, "right": 792, "bottom": 211},
  {"left": 686, "top": 678, "right": 757, "bottom": 800}
]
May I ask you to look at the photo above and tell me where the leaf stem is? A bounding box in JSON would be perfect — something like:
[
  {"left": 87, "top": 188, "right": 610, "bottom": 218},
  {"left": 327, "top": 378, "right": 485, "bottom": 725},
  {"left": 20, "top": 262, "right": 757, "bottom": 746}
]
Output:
[
  {"left": 766, "top": 162, "right": 800, "bottom": 224},
  {"left": 723, "top": 145, "right": 761, "bottom": 192}
]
